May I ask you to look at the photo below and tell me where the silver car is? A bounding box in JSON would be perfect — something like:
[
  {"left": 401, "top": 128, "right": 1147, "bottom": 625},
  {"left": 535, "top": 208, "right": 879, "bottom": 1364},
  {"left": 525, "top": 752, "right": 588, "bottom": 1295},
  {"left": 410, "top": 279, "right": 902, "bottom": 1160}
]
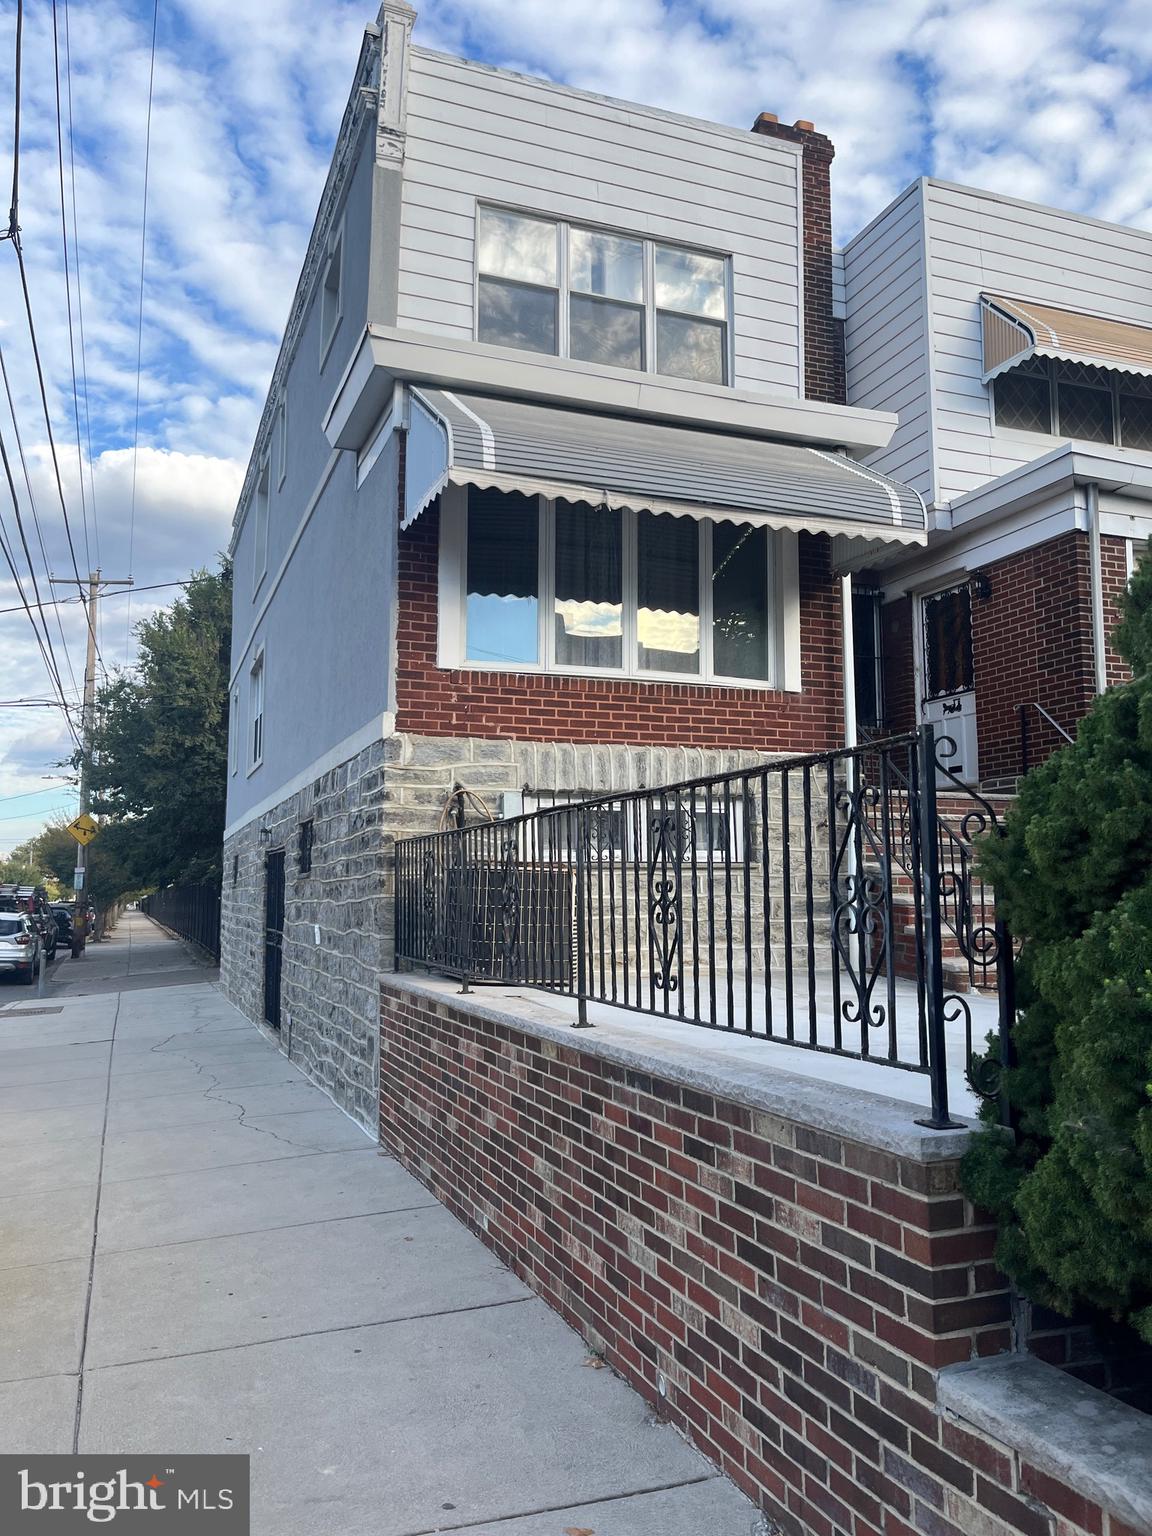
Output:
[{"left": 0, "top": 913, "right": 41, "bottom": 983}]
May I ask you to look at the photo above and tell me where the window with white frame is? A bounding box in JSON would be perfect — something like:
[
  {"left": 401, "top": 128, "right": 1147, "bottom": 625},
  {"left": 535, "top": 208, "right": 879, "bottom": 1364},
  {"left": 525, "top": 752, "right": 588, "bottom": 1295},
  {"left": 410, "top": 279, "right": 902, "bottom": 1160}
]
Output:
[
  {"left": 249, "top": 649, "right": 265, "bottom": 771},
  {"left": 275, "top": 397, "right": 288, "bottom": 487},
  {"left": 444, "top": 485, "right": 781, "bottom": 685},
  {"left": 252, "top": 459, "right": 270, "bottom": 596},
  {"left": 319, "top": 224, "right": 343, "bottom": 365},
  {"left": 229, "top": 688, "right": 240, "bottom": 776},
  {"left": 476, "top": 207, "right": 730, "bottom": 385}
]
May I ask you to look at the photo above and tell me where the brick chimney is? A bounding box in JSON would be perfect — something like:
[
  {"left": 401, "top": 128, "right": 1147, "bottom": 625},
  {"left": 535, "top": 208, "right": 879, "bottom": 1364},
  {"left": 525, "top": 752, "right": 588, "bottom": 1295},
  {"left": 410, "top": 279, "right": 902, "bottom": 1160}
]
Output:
[{"left": 751, "top": 114, "right": 845, "bottom": 406}]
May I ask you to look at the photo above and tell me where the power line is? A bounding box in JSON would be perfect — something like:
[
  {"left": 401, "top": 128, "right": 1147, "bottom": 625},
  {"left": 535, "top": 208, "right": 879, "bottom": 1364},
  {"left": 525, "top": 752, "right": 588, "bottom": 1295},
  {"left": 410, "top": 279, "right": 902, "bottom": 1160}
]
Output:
[
  {"left": 5, "top": 0, "right": 22, "bottom": 241},
  {"left": 10, "top": 241, "right": 103, "bottom": 680},
  {"left": 0, "top": 579, "right": 190, "bottom": 620},
  {"left": 0, "top": 342, "right": 80, "bottom": 701},
  {"left": 125, "top": 0, "right": 160, "bottom": 653},
  {"left": 61, "top": 0, "right": 99, "bottom": 567},
  {"left": 51, "top": 0, "right": 92, "bottom": 574},
  {"left": 0, "top": 778, "right": 73, "bottom": 801}
]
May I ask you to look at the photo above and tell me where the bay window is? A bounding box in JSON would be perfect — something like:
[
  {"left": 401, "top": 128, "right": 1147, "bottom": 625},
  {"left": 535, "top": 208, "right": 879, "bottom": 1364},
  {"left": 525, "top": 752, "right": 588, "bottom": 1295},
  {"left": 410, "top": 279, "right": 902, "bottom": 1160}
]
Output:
[
  {"left": 475, "top": 207, "right": 730, "bottom": 384},
  {"left": 444, "top": 486, "right": 786, "bottom": 686}
]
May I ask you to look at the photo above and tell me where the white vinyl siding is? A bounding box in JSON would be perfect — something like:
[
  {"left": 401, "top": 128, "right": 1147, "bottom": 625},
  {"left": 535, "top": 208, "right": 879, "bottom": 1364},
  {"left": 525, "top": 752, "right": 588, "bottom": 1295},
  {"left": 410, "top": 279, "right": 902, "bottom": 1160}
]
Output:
[
  {"left": 924, "top": 181, "right": 1152, "bottom": 504},
  {"left": 397, "top": 50, "right": 804, "bottom": 398},
  {"left": 841, "top": 182, "right": 933, "bottom": 501}
]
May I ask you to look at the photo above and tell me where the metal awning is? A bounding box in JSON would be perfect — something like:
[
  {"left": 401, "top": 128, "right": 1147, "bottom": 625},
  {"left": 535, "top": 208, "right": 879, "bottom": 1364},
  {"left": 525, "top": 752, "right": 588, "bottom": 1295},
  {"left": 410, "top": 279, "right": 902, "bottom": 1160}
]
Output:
[
  {"left": 981, "top": 294, "right": 1152, "bottom": 382},
  {"left": 403, "top": 388, "right": 926, "bottom": 548}
]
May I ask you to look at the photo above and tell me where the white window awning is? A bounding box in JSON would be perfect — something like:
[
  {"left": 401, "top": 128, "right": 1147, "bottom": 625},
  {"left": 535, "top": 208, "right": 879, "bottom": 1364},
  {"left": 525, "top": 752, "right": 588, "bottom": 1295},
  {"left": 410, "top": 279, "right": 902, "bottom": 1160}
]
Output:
[
  {"left": 402, "top": 388, "right": 926, "bottom": 550},
  {"left": 982, "top": 294, "right": 1152, "bottom": 382}
]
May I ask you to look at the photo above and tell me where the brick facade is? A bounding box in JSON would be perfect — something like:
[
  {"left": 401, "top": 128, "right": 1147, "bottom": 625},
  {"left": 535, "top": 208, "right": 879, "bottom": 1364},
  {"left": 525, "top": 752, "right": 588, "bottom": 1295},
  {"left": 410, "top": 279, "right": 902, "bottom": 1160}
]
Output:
[
  {"left": 380, "top": 980, "right": 1137, "bottom": 1536},
  {"left": 878, "top": 534, "right": 1133, "bottom": 786},
  {"left": 751, "top": 115, "right": 846, "bottom": 406},
  {"left": 394, "top": 502, "right": 844, "bottom": 751}
]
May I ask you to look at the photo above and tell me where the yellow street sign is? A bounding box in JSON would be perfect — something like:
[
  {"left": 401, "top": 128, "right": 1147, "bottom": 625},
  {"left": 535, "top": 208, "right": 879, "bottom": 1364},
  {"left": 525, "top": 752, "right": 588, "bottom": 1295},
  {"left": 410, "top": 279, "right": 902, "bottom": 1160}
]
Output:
[{"left": 66, "top": 813, "right": 98, "bottom": 846}]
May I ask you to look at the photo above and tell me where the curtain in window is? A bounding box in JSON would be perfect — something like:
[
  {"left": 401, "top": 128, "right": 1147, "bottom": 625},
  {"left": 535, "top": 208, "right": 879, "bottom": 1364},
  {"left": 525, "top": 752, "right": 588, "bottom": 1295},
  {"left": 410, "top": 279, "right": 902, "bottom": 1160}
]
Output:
[
  {"left": 554, "top": 500, "right": 623, "bottom": 668},
  {"left": 637, "top": 511, "right": 700, "bottom": 672}
]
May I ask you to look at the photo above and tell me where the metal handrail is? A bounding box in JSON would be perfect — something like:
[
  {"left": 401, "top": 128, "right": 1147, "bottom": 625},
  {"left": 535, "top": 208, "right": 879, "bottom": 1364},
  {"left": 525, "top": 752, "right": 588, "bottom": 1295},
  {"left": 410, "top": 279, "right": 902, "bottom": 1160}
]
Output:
[
  {"left": 1018, "top": 701, "right": 1074, "bottom": 776},
  {"left": 395, "top": 724, "right": 1018, "bottom": 1130}
]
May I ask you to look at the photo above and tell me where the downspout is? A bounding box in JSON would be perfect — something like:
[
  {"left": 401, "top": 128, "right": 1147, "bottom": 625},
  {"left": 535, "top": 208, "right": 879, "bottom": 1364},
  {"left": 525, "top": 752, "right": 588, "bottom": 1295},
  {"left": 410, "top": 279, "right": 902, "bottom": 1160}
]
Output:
[
  {"left": 1087, "top": 482, "right": 1107, "bottom": 695},
  {"left": 840, "top": 574, "right": 857, "bottom": 749}
]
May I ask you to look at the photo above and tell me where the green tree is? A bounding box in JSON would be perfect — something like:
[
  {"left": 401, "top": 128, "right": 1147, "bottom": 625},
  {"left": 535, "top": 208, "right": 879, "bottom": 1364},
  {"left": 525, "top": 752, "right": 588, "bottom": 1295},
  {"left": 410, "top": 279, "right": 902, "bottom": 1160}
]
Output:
[
  {"left": 81, "top": 563, "right": 231, "bottom": 894},
  {"left": 963, "top": 538, "right": 1152, "bottom": 1340}
]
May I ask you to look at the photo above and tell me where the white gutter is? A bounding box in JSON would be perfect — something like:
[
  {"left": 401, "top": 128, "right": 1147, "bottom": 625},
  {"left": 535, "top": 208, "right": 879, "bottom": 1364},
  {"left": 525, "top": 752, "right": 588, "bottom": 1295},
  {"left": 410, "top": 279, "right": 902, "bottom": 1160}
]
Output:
[
  {"left": 840, "top": 575, "right": 858, "bottom": 749},
  {"left": 1087, "top": 481, "right": 1107, "bottom": 694}
]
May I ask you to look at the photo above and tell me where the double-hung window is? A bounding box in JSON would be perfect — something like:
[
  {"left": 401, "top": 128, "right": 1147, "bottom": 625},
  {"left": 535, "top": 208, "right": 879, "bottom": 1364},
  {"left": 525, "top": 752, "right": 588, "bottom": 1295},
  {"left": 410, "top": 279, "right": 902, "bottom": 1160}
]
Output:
[
  {"left": 476, "top": 208, "right": 730, "bottom": 385},
  {"left": 252, "top": 459, "right": 269, "bottom": 597},
  {"left": 445, "top": 486, "right": 783, "bottom": 686},
  {"left": 249, "top": 649, "right": 265, "bottom": 772}
]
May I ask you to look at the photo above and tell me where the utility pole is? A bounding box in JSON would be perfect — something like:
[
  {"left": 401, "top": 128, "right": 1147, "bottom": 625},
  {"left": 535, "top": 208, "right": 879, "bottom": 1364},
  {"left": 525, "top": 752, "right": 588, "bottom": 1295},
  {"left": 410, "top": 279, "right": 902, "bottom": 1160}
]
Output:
[{"left": 50, "top": 570, "right": 132, "bottom": 943}]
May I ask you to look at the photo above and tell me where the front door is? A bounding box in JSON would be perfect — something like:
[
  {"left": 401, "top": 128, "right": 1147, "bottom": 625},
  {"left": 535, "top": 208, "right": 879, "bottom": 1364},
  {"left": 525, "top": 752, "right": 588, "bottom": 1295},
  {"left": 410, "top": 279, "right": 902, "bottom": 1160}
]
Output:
[
  {"left": 263, "top": 849, "right": 285, "bottom": 1030},
  {"left": 919, "top": 581, "right": 979, "bottom": 784}
]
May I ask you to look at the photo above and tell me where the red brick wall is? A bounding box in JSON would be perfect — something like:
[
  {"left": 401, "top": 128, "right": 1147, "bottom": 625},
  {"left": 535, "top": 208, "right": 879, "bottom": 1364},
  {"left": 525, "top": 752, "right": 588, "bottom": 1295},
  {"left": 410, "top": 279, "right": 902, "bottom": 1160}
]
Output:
[
  {"left": 971, "top": 532, "right": 1131, "bottom": 784},
  {"left": 751, "top": 116, "right": 845, "bottom": 406},
  {"left": 380, "top": 981, "right": 1117, "bottom": 1536},
  {"left": 1102, "top": 535, "right": 1133, "bottom": 690},
  {"left": 394, "top": 502, "right": 844, "bottom": 751}
]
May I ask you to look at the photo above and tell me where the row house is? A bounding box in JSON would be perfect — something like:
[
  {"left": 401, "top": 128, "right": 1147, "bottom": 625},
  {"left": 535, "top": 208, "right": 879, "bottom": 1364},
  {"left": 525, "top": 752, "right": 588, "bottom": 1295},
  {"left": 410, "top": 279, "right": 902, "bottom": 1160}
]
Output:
[
  {"left": 842, "top": 180, "right": 1152, "bottom": 784},
  {"left": 221, "top": 2, "right": 1152, "bottom": 1126}
]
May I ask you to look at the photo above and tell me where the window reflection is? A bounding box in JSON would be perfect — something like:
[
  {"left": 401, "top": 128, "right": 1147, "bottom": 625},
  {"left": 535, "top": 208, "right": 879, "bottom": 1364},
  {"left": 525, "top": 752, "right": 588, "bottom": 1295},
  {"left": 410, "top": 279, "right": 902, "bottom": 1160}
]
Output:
[
  {"left": 477, "top": 208, "right": 558, "bottom": 285},
  {"left": 712, "top": 522, "right": 770, "bottom": 680},
  {"left": 570, "top": 294, "right": 643, "bottom": 370},
  {"left": 466, "top": 487, "right": 539, "bottom": 665},
  {"left": 654, "top": 245, "right": 727, "bottom": 318},
  {"left": 554, "top": 501, "right": 622, "bottom": 668},
  {"left": 479, "top": 278, "right": 558, "bottom": 354},
  {"left": 657, "top": 312, "right": 726, "bottom": 384},
  {"left": 570, "top": 229, "right": 643, "bottom": 302},
  {"left": 637, "top": 511, "right": 700, "bottom": 673}
]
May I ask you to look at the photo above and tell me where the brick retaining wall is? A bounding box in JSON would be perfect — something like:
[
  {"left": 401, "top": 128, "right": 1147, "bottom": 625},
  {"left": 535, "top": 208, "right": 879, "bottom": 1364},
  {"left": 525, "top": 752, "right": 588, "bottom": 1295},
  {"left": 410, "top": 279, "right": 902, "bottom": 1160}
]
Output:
[{"left": 380, "top": 976, "right": 1146, "bottom": 1536}]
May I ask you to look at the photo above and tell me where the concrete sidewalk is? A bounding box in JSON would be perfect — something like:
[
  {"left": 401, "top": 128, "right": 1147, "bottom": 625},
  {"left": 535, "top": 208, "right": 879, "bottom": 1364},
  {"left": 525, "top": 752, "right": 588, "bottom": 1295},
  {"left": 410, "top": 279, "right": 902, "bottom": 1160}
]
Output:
[{"left": 0, "top": 912, "right": 759, "bottom": 1535}]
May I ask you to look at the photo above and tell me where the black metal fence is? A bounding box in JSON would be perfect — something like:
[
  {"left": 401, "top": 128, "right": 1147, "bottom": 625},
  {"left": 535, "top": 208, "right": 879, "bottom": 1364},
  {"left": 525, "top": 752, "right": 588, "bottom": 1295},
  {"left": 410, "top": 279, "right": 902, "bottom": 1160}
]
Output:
[
  {"left": 141, "top": 881, "right": 221, "bottom": 960},
  {"left": 395, "top": 726, "right": 1015, "bottom": 1129}
]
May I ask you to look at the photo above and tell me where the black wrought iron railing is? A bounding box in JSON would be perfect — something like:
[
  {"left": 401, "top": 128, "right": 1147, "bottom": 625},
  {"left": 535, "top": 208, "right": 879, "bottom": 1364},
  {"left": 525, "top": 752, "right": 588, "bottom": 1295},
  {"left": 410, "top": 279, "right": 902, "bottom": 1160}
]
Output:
[
  {"left": 141, "top": 882, "right": 221, "bottom": 960},
  {"left": 394, "top": 726, "right": 1015, "bottom": 1129}
]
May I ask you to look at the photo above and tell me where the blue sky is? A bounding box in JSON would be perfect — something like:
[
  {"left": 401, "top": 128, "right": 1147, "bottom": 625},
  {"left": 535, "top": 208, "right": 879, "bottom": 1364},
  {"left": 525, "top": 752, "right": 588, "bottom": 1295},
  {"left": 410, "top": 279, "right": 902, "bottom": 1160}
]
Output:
[{"left": 0, "top": 0, "right": 1148, "bottom": 851}]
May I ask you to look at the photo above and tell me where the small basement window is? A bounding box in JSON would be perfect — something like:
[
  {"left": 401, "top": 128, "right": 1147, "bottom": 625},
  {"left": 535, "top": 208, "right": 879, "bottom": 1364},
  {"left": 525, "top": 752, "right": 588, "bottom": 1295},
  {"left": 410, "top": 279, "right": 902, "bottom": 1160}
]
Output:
[{"left": 298, "top": 819, "right": 314, "bottom": 876}]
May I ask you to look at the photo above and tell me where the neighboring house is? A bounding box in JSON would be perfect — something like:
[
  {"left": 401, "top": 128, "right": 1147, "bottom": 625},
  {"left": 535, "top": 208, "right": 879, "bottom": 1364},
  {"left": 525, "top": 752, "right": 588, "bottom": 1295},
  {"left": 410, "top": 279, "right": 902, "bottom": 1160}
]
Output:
[
  {"left": 220, "top": 2, "right": 928, "bottom": 1125},
  {"left": 840, "top": 180, "right": 1152, "bottom": 786}
]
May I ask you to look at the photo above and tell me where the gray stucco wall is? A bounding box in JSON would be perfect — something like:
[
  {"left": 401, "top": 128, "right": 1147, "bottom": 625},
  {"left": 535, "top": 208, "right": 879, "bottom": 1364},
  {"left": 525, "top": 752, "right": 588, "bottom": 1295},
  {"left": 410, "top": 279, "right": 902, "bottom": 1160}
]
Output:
[{"left": 226, "top": 129, "right": 398, "bottom": 834}]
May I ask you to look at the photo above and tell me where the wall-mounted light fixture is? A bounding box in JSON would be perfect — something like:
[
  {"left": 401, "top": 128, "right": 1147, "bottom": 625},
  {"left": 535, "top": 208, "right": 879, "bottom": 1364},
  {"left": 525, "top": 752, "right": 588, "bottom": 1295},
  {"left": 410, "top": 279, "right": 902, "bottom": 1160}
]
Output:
[
  {"left": 971, "top": 573, "right": 992, "bottom": 602},
  {"left": 259, "top": 824, "right": 272, "bottom": 846}
]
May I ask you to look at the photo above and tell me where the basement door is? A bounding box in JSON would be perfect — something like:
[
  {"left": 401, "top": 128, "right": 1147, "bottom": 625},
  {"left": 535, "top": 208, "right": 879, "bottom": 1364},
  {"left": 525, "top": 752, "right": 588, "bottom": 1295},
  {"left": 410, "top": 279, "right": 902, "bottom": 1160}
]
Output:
[
  {"left": 263, "top": 848, "right": 285, "bottom": 1031},
  {"left": 918, "top": 580, "right": 979, "bottom": 784}
]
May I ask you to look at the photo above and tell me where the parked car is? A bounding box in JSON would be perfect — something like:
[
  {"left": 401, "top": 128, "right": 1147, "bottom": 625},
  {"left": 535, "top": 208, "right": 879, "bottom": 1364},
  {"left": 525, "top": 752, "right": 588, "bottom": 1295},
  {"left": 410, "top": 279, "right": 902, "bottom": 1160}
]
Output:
[
  {"left": 50, "top": 905, "right": 75, "bottom": 950},
  {"left": 0, "top": 913, "right": 41, "bottom": 983}
]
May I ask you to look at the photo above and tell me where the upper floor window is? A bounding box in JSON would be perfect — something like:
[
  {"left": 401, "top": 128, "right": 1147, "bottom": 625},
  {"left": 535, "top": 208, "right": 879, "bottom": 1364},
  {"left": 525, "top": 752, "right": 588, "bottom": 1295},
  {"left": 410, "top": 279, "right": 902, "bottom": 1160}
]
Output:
[
  {"left": 476, "top": 207, "right": 730, "bottom": 385},
  {"left": 319, "top": 222, "right": 344, "bottom": 366},
  {"left": 252, "top": 459, "right": 270, "bottom": 597},
  {"left": 249, "top": 648, "right": 265, "bottom": 772},
  {"left": 448, "top": 485, "right": 778, "bottom": 685},
  {"left": 993, "top": 357, "right": 1152, "bottom": 450},
  {"left": 275, "top": 397, "right": 288, "bottom": 488}
]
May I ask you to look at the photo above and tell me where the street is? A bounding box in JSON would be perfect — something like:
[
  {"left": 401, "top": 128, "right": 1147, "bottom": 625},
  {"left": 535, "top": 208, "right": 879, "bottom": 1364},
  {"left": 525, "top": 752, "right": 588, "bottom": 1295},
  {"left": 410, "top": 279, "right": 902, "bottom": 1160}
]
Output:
[{"left": 0, "top": 911, "right": 758, "bottom": 1535}]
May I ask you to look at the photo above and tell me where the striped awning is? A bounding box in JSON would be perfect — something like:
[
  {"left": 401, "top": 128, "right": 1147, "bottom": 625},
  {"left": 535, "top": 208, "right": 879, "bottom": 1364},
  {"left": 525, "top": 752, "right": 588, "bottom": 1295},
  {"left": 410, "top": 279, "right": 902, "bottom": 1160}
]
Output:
[
  {"left": 982, "top": 295, "right": 1152, "bottom": 382},
  {"left": 403, "top": 388, "right": 926, "bottom": 546}
]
